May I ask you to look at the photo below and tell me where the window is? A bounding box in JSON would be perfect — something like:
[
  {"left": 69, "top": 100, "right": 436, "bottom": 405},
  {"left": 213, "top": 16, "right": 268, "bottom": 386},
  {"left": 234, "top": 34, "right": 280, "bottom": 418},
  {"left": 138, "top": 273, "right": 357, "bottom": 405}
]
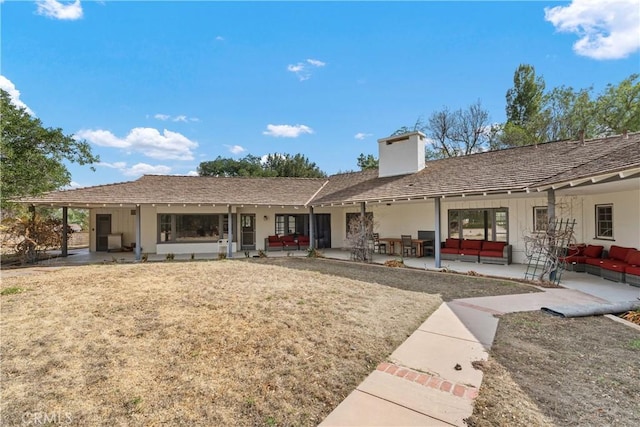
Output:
[
  {"left": 533, "top": 206, "right": 549, "bottom": 232},
  {"left": 158, "top": 214, "right": 236, "bottom": 243},
  {"left": 448, "top": 208, "right": 508, "bottom": 242},
  {"left": 595, "top": 204, "right": 613, "bottom": 239},
  {"left": 275, "top": 214, "right": 309, "bottom": 236}
]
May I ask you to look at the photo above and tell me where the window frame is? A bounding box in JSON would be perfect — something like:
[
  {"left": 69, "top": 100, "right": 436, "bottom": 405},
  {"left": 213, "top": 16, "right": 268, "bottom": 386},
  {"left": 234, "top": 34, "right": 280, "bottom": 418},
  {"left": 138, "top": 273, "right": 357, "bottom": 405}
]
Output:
[
  {"left": 595, "top": 204, "right": 614, "bottom": 240},
  {"left": 533, "top": 206, "right": 549, "bottom": 232},
  {"left": 447, "top": 208, "right": 509, "bottom": 242},
  {"left": 157, "top": 213, "right": 236, "bottom": 243}
]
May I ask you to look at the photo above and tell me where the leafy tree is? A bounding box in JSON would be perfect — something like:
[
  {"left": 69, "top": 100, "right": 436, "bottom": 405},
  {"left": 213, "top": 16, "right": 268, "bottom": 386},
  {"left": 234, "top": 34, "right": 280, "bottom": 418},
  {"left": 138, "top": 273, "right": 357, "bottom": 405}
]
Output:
[
  {"left": 0, "top": 89, "right": 98, "bottom": 209},
  {"left": 595, "top": 73, "right": 640, "bottom": 135},
  {"left": 505, "top": 64, "right": 546, "bottom": 126},
  {"left": 357, "top": 153, "right": 379, "bottom": 170},
  {"left": 198, "top": 153, "right": 326, "bottom": 178},
  {"left": 501, "top": 64, "right": 547, "bottom": 147},
  {"left": 262, "top": 153, "right": 326, "bottom": 178},
  {"left": 197, "top": 154, "right": 265, "bottom": 177}
]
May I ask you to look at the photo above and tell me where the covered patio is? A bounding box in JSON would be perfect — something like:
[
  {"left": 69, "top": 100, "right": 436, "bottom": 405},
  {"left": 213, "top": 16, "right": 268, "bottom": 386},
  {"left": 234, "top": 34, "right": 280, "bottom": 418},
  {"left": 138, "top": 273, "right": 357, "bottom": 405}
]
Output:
[{"left": 14, "top": 247, "right": 640, "bottom": 304}]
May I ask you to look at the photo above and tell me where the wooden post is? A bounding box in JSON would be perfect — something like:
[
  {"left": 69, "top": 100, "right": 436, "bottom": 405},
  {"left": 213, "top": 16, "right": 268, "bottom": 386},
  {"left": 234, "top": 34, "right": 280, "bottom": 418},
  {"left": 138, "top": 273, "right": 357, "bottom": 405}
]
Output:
[
  {"left": 61, "top": 207, "right": 68, "bottom": 257},
  {"left": 227, "top": 205, "right": 233, "bottom": 258},
  {"left": 308, "top": 206, "right": 315, "bottom": 250},
  {"left": 434, "top": 197, "right": 442, "bottom": 268},
  {"left": 135, "top": 205, "right": 141, "bottom": 261}
]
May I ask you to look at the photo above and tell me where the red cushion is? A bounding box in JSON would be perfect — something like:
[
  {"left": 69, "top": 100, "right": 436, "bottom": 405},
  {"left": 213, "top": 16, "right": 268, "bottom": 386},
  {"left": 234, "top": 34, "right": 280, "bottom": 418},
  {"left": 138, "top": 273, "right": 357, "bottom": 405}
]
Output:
[
  {"left": 624, "top": 249, "right": 640, "bottom": 266},
  {"left": 583, "top": 245, "right": 604, "bottom": 258},
  {"left": 459, "top": 249, "right": 480, "bottom": 256},
  {"left": 482, "top": 241, "right": 505, "bottom": 252},
  {"left": 444, "top": 238, "right": 461, "bottom": 249},
  {"left": 461, "top": 239, "right": 483, "bottom": 250},
  {"left": 298, "top": 236, "right": 309, "bottom": 243},
  {"left": 600, "top": 260, "right": 627, "bottom": 273},
  {"left": 560, "top": 255, "right": 587, "bottom": 264},
  {"left": 585, "top": 257, "right": 604, "bottom": 266},
  {"left": 280, "top": 235, "right": 295, "bottom": 242},
  {"left": 609, "top": 245, "right": 633, "bottom": 261},
  {"left": 441, "top": 247, "right": 460, "bottom": 254},
  {"left": 268, "top": 235, "right": 280, "bottom": 243},
  {"left": 480, "top": 250, "right": 503, "bottom": 258},
  {"left": 625, "top": 265, "right": 640, "bottom": 276}
]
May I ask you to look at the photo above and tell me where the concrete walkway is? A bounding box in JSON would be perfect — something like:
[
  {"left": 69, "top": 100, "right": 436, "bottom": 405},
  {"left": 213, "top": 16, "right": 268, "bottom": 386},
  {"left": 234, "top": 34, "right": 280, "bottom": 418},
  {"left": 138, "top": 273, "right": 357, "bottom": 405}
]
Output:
[{"left": 318, "top": 252, "right": 639, "bottom": 426}]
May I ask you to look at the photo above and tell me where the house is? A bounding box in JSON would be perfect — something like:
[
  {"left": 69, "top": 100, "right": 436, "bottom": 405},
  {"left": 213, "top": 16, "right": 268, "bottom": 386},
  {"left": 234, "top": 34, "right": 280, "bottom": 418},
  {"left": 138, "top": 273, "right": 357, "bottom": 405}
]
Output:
[{"left": 16, "top": 131, "right": 640, "bottom": 267}]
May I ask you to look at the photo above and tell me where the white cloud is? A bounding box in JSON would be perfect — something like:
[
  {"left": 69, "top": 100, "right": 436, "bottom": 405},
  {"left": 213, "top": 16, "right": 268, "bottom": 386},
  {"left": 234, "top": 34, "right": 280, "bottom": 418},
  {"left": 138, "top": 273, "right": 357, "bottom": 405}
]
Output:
[
  {"left": 545, "top": 0, "right": 640, "bottom": 59},
  {"left": 262, "top": 124, "right": 314, "bottom": 138},
  {"left": 153, "top": 113, "right": 199, "bottom": 122},
  {"left": 0, "top": 75, "right": 35, "bottom": 115},
  {"left": 226, "top": 144, "right": 246, "bottom": 155},
  {"left": 36, "top": 0, "right": 83, "bottom": 21},
  {"left": 354, "top": 132, "right": 372, "bottom": 140},
  {"left": 98, "top": 161, "right": 172, "bottom": 177},
  {"left": 287, "top": 58, "right": 326, "bottom": 81},
  {"left": 186, "top": 170, "right": 199, "bottom": 176},
  {"left": 77, "top": 127, "right": 198, "bottom": 160},
  {"left": 306, "top": 58, "right": 326, "bottom": 67},
  {"left": 215, "top": 36, "right": 225, "bottom": 41}
]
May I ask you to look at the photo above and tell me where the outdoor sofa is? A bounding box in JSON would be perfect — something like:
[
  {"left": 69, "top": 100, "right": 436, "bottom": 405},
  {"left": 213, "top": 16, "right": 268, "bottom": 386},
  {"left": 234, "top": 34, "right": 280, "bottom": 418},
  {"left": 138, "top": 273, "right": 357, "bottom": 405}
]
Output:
[
  {"left": 441, "top": 238, "right": 512, "bottom": 265},
  {"left": 265, "top": 235, "right": 310, "bottom": 251},
  {"left": 584, "top": 245, "right": 640, "bottom": 283}
]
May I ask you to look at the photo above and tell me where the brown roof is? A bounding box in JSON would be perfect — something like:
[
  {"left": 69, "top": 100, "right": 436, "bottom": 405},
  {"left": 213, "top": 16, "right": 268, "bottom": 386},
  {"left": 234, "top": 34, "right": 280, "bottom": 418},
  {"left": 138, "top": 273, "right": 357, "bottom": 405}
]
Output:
[
  {"left": 16, "top": 132, "right": 640, "bottom": 207},
  {"left": 312, "top": 132, "right": 640, "bottom": 204},
  {"left": 21, "top": 175, "right": 327, "bottom": 207}
]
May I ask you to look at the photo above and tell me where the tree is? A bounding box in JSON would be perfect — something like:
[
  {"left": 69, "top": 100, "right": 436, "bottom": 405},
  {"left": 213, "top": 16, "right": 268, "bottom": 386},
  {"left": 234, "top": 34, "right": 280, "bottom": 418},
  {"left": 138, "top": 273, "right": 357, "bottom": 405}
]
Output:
[
  {"left": 0, "top": 90, "right": 98, "bottom": 209},
  {"left": 595, "top": 73, "right": 640, "bottom": 135},
  {"left": 505, "top": 64, "right": 546, "bottom": 126},
  {"left": 198, "top": 153, "right": 326, "bottom": 178},
  {"left": 262, "top": 153, "right": 326, "bottom": 178},
  {"left": 357, "top": 153, "right": 378, "bottom": 170},
  {"left": 197, "top": 155, "right": 264, "bottom": 177},
  {"left": 425, "top": 101, "right": 494, "bottom": 157},
  {"left": 500, "top": 64, "right": 547, "bottom": 147}
]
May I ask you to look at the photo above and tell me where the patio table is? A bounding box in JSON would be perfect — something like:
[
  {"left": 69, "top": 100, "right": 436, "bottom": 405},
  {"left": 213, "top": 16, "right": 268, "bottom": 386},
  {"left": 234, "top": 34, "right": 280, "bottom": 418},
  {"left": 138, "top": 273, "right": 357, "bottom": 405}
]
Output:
[{"left": 379, "top": 237, "right": 431, "bottom": 257}]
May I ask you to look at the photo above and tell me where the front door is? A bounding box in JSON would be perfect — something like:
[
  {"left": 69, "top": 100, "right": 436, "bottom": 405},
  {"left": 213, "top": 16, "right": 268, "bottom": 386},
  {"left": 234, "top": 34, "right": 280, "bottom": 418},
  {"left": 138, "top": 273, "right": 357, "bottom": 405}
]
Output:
[
  {"left": 240, "top": 214, "right": 256, "bottom": 250},
  {"left": 315, "top": 214, "right": 331, "bottom": 248},
  {"left": 96, "top": 214, "right": 111, "bottom": 251}
]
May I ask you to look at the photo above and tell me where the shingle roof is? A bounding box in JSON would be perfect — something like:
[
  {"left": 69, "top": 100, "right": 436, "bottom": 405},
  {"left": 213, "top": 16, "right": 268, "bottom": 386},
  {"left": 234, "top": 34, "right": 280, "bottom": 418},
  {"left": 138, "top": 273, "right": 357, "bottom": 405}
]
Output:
[
  {"left": 20, "top": 175, "right": 327, "bottom": 207},
  {"left": 16, "top": 132, "right": 640, "bottom": 207},
  {"left": 311, "top": 132, "right": 640, "bottom": 204}
]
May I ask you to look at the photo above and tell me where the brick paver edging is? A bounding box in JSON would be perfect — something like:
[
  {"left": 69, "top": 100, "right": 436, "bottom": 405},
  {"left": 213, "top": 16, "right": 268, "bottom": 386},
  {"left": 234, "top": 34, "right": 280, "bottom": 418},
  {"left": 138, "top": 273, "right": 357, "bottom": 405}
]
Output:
[{"left": 377, "top": 362, "right": 478, "bottom": 400}]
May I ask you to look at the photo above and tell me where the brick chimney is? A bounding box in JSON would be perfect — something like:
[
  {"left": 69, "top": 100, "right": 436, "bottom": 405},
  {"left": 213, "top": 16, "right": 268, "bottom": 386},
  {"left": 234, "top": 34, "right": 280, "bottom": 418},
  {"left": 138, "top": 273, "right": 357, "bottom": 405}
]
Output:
[{"left": 377, "top": 132, "right": 426, "bottom": 178}]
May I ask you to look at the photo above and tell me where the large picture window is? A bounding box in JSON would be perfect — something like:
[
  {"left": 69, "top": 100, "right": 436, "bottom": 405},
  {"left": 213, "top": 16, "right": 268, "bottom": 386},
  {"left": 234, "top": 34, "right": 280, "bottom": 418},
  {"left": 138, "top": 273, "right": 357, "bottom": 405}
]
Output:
[
  {"left": 448, "top": 208, "right": 508, "bottom": 242},
  {"left": 275, "top": 214, "right": 309, "bottom": 236},
  {"left": 158, "top": 214, "right": 236, "bottom": 243},
  {"left": 595, "top": 204, "right": 613, "bottom": 239}
]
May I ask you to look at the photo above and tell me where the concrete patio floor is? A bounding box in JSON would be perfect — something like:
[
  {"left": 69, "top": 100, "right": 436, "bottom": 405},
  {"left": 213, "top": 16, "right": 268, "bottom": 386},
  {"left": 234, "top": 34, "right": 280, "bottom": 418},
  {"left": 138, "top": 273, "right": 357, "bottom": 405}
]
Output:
[{"left": 4, "top": 247, "right": 639, "bottom": 426}]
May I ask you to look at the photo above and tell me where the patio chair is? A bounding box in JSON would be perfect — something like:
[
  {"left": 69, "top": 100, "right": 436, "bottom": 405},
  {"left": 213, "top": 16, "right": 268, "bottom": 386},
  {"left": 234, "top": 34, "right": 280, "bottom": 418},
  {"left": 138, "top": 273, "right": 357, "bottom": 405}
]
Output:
[
  {"left": 373, "top": 233, "right": 386, "bottom": 254},
  {"left": 401, "top": 234, "right": 416, "bottom": 257}
]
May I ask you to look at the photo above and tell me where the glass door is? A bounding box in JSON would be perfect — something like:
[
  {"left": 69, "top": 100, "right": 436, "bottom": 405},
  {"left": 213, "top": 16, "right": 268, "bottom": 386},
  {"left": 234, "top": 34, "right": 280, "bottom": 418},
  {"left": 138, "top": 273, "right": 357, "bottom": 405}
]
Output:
[{"left": 240, "top": 214, "right": 256, "bottom": 250}]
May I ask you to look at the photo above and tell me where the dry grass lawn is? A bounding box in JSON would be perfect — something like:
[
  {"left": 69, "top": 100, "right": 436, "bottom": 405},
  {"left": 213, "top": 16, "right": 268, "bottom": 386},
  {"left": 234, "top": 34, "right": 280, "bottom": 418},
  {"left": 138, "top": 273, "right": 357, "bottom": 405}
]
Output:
[{"left": 1, "top": 261, "right": 440, "bottom": 426}]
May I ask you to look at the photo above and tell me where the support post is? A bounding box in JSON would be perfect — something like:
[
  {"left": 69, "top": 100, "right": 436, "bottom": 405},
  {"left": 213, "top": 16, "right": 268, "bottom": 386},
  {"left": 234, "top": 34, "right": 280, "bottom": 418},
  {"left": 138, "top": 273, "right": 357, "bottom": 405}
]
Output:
[
  {"left": 227, "top": 205, "right": 233, "bottom": 258},
  {"left": 434, "top": 197, "right": 442, "bottom": 268},
  {"left": 135, "top": 205, "right": 141, "bottom": 261},
  {"left": 61, "top": 207, "right": 68, "bottom": 257},
  {"left": 308, "top": 206, "right": 315, "bottom": 250},
  {"left": 547, "top": 189, "right": 556, "bottom": 223}
]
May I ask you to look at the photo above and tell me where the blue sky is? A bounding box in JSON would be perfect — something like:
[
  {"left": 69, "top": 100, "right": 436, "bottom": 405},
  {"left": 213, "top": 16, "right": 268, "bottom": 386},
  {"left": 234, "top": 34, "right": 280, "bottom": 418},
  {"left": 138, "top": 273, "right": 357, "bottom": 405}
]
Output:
[{"left": 2, "top": 0, "right": 639, "bottom": 188}]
